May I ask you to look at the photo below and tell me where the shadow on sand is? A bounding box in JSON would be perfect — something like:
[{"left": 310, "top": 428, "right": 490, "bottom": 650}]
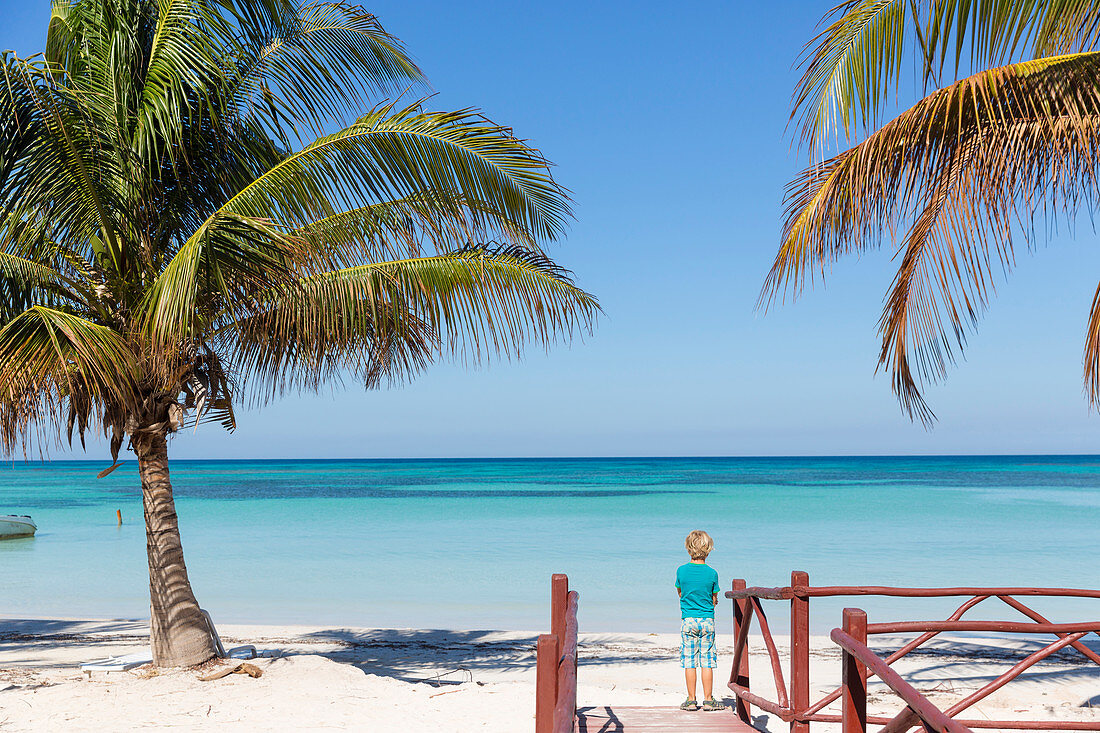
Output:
[
  {"left": 867, "top": 635, "right": 1100, "bottom": 691},
  {"left": 292, "top": 628, "right": 650, "bottom": 685},
  {"left": 4, "top": 618, "right": 1100, "bottom": 704},
  {"left": 0, "top": 618, "right": 149, "bottom": 669}
]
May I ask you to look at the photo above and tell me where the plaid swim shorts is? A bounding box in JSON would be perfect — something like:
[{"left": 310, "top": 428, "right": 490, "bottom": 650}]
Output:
[{"left": 679, "top": 617, "right": 717, "bottom": 668}]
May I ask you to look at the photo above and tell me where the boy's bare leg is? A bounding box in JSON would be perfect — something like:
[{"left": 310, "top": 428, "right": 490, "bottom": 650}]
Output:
[
  {"left": 684, "top": 668, "right": 697, "bottom": 699},
  {"left": 701, "top": 667, "right": 713, "bottom": 700}
]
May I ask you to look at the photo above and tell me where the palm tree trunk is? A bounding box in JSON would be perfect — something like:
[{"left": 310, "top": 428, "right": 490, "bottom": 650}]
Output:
[{"left": 135, "top": 432, "right": 217, "bottom": 667}]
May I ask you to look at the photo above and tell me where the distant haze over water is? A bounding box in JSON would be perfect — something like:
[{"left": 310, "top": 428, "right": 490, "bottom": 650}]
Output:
[{"left": 2, "top": 456, "right": 1098, "bottom": 632}]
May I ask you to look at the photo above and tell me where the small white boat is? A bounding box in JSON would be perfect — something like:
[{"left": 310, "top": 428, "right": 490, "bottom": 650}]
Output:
[{"left": 0, "top": 515, "right": 36, "bottom": 539}]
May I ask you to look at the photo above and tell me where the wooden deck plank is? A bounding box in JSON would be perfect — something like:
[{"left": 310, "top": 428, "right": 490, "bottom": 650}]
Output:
[{"left": 576, "top": 706, "right": 759, "bottom": 732}]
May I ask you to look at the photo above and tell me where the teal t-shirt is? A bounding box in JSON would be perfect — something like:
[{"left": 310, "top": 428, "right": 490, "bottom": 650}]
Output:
[{"left": 675, "top": 562, "right": 720, "bottom": 619}]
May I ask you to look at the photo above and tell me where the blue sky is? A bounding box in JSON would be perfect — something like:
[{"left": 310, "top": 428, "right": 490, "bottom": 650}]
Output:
[{"left": 5, "top": 1, "right": 1100, "bottom": 458}]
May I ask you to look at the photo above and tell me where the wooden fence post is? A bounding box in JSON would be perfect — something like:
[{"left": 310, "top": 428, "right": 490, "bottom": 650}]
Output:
[
  {"left": 791, "top": 570, "right": 810, "bottom": 733},
  {"left": 552, "top": 574, "right": 568, "bottom": 642},
  {"left": 841, "top": 608, "right": 868, "bottom": 733},
  {"left": 536, "top": 633, "right": 560, "bottom": 733},
  {"left": 731, "top": 578, "right": 751, "bottom": 722}
]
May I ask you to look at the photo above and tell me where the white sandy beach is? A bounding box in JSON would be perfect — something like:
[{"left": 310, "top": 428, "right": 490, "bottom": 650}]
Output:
[{"left": 2, "top": 618, "right": 1099, "bottom": 731}]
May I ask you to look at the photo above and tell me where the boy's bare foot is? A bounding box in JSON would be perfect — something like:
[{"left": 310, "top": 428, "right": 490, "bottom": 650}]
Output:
[
  {"left": 680, "top": 698, "right": 699, "bottom": 711},
  {"left": 702, "top": 698, "right": 727, "bottom": 711}
]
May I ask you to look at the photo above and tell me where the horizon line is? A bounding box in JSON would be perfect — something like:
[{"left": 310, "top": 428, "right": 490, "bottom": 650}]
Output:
[{"left": 5, "top": 452, "right": 1100, "bottom": 463}]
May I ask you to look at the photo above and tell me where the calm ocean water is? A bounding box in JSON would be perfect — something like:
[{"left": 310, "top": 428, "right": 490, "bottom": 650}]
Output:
[{"left": 2, "top": 456, "right": 1099, "bottom": 633}]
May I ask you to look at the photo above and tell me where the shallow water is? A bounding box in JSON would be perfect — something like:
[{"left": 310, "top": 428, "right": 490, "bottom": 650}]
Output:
[{"left": 2, "top": 456, "right": 1098, "bottom": 632}]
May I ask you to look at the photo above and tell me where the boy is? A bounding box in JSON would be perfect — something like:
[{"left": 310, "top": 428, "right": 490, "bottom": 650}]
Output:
[{"left": 675, "top": 530, "right": 725, "bottom": 712}]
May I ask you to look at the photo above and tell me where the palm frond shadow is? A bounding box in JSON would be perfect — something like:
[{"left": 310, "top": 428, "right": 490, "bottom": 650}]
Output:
[
  {"left": 870, "top": 635, "right": 1100, "bottom": 688},
  {"left": 294, "top": 628, "right": 640, "bottom": 684},
  {"left": 0, "top": 618, "right": 150, "bottom": 670}
]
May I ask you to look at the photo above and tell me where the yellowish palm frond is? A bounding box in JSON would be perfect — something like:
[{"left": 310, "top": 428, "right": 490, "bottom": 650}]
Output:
[
  {"left": 772, "top": 51, "right": 1100, "bottom": 418},
  {"left": 793, "top": 0, "right": 1100, "bottom": 156}
]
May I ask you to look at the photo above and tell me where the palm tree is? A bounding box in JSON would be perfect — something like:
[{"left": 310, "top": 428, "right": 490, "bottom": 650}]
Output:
[
  {"left": 763, "top": 1, "right": 1100, "bottom": 425},
  {"left": 0, "top": 0, "right": 597, "bottom": 667}
]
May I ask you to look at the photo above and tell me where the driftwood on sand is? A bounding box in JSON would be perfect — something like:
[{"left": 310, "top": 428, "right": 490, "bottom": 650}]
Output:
[{"left": 198, "top": 661, "right": 263, "bottom": 682}]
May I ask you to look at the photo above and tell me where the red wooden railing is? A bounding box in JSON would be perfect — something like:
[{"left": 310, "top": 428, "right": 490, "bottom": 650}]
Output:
[
  {"left": 834, "top": 608, "right": 971, "bottom": 733},
  {"left": 727, "top": 571, "right": 1100, "bottom": 732},
  {"left": 536, "top": 574, "right": 579, "bottom": 733}
]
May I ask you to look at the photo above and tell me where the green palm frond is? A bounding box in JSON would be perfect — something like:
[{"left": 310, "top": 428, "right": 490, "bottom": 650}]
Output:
[
  {"left": 0, "top": 306, "right": 140, "bottom": 452},
  {"left": 222, "top": 281, "right": 435, "bottom": 397},
  {"left": 135, "top": 0, "right": 230, "bottom": 161},
  {"left": 224, "top": 1, "right": 424, "bottom": 143},
  {"left": 0, "top": 57, "right": 47, "bottom": 213},
  {"left": 0, "top": 251, "right": 86, "bottom": 320},
  {"left": 144, "top": 101, "right": 575, "bottom": 350},
  {"left": 142, "top": 212, "right": 303, "bottom": 346},
  {"left": 216, "top": 103, "right": 570, "bottom": 240},
  {"left": 0, "top": 252, "right": 70, "bottom": 291},
  {"left": 0, "top": 53, "right": 127, "bottom": 275},
  {"left": 217, "top": 245, "right": 597, "bottom": 400},
  {"left": 292, "top": 191, "right": 537, "bottom": 269},
  {"left": 344, "top": 245, "right": 597, "bottom": 360},
  {"left": 0, "top": 307, "right": 139, "bottom": 400}
]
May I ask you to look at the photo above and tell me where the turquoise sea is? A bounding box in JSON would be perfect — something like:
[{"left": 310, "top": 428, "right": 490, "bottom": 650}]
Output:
[{"left": 2, "top": 456, "right": 1099, "bottom": 633}]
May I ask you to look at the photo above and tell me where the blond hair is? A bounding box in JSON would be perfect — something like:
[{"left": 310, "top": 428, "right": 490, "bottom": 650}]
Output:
[{"left": 685, "top": 530, "right": 713, "bottom": 560}]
